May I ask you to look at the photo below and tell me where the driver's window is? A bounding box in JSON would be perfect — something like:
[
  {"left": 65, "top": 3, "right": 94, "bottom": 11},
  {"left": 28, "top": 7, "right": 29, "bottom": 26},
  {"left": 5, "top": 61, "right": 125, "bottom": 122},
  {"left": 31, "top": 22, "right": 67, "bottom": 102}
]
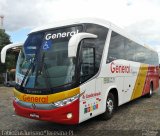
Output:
[{"left": 80, "top": 47, "right": 95, "bottom": 83}]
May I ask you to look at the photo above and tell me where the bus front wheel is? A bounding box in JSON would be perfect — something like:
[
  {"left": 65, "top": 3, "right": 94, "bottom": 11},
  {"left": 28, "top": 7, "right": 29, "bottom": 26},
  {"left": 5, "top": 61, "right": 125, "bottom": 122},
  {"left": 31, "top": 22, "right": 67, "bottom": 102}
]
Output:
[{"left": 101, "top": 92, "right": 115, "bottom": 120}]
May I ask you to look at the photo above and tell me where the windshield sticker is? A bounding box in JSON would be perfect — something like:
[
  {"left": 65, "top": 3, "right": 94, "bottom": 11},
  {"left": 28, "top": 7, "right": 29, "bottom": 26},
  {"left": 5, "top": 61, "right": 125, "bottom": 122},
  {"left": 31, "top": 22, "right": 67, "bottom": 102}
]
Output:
[
  {"left": 45, "top": 30, "right": 79, "bottom": 40},
  {"left": 42, "top": 40, "right": 52, "bottom": 50},
  {"left": 84, "top": 102, "right": 99, "bottom": 114},
  {"left": 27, "top": 46, "right": 37, "bottom": 49},
  {"left": 16, "top": 73, "right": 24, "bottom": 85}
]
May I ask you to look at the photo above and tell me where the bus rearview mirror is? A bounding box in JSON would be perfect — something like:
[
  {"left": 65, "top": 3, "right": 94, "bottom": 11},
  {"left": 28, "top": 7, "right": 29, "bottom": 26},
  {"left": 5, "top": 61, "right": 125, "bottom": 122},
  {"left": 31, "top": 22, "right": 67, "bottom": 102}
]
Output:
[
  {"left": 68, "top": 32, "right": 97, "bottom": 57},
  {"left": 1, "top": 43, "right": 23, "bottom": 63}
]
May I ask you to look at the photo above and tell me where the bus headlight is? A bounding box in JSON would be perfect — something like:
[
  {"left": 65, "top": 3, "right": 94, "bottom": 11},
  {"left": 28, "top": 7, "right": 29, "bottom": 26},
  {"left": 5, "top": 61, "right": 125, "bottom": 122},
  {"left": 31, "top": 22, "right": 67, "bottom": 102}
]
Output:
[
  {"left": 53, "top": 94, "right": 79, "bottom": 107},
  {"left": 67, "top": 113, "right": 73, "bottom": 119}
]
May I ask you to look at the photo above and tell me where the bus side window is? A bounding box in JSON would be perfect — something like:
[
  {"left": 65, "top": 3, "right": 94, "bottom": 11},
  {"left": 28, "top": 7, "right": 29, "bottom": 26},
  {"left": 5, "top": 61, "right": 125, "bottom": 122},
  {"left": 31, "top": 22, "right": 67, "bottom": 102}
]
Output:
[
  {"left": 80, "top": 47, "right": 95, "bottom": 83},
  {"left": 135, "top": 45, "right": 146, "bottom": 63},
  {"left": 125, "top": 39, "right": 135, "bottom": 61},
  {"left": 107, "top": 32, "right": 125, "bottom": 63}
]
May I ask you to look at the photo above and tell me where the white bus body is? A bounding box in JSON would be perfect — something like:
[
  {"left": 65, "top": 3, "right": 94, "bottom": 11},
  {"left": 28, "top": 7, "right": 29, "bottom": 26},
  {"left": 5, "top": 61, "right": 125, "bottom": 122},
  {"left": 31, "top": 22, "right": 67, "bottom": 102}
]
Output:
[{"left": 1, "top": 18, "right": 159, "bottom": 124}]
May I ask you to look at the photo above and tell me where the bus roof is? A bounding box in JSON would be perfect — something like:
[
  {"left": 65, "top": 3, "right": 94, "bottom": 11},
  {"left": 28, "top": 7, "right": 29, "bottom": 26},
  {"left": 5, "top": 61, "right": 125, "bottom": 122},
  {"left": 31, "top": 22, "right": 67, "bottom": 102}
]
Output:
[
  {"left": 30, "top": 18, "right": 156, "bottom": 52},
  {"left": 30, "top": 18, "right": 111, "bottom": 33}
]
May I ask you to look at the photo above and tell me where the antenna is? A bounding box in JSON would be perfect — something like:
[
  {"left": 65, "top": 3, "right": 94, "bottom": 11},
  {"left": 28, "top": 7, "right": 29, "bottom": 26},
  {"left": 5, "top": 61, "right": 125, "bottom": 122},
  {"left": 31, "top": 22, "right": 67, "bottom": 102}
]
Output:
[{"left": 0, "top": 15, "right": 4, "bottom": 29}]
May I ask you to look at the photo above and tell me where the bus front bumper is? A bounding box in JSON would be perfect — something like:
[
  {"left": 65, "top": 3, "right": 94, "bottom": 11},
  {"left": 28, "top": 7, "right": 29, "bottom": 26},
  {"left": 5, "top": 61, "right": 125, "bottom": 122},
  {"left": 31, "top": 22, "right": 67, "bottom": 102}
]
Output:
[{"left": 13, "top": 99, "right": 79, "bottom": 124}]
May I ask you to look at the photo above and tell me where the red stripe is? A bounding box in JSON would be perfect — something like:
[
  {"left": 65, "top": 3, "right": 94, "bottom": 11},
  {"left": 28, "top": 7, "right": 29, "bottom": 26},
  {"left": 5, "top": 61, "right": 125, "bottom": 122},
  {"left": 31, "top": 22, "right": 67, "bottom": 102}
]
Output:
[{"left": 13, "top": 99, "right": 79, "bottom": 124}]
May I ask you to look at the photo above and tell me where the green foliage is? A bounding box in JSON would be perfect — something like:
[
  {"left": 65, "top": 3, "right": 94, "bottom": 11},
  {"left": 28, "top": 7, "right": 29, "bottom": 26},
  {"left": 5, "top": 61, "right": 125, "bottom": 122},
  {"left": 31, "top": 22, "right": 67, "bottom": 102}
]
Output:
[
  {"left": 0, "top": 29, "right": 14, "bottom": 84},
  {"left": 0, "top": 29, "right": 11, "bottom": 73},
  {"left": 0, "top": 29, "right": 11, "bottom": 49}
]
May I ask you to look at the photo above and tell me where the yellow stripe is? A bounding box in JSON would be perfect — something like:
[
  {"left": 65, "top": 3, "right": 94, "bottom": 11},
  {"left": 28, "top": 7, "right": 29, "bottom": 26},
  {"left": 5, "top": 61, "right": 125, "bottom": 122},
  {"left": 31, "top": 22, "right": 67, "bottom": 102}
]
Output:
[
  {"left": 131, "top": 64, "right": 148, "bottom": 100},
  {"left": 14, "top": 87, "right": 80, "bottom": 104}
]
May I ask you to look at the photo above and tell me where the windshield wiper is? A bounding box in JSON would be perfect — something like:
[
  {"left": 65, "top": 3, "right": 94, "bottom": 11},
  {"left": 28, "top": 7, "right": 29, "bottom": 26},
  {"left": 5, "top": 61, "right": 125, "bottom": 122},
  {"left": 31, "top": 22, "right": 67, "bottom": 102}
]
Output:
[
  {"left": 37, "top": 53, "right": 52, "bottom": 91},
  {"left": 20, "top": 59, "right": 35, "bottom": 88}
]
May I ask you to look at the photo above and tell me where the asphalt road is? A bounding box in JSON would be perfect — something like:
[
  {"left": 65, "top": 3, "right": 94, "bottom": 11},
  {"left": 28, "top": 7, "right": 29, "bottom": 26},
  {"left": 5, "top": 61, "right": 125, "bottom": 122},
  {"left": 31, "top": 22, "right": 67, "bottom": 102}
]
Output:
[{"left": 0, "top": 87, "right": 160, "bottom": 136}]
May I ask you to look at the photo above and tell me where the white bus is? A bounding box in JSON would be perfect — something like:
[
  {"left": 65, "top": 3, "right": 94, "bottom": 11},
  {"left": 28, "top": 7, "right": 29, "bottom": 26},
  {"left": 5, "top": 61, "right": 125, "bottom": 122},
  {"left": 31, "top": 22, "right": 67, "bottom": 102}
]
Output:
[{"left": 1, "top": 18, "right": 159, "bottom": 124}]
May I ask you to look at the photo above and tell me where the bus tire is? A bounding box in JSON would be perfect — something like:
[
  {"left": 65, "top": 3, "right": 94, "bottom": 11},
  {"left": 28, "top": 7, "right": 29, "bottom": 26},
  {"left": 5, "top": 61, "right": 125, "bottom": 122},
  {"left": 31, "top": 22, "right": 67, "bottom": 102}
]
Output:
[
  {"left": 101, "top": 92, "right": 115, "bottom": 120},
  {"left": 146, "top": 83, "right": 153, "bottom": 98}
]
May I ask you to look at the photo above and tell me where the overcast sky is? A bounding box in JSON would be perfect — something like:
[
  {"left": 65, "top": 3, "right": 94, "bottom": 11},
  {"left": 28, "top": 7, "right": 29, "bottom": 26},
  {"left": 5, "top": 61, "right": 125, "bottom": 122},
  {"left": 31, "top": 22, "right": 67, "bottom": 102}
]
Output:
[{"left": 0, "top": 0, "right": 160, "bottom": 59}]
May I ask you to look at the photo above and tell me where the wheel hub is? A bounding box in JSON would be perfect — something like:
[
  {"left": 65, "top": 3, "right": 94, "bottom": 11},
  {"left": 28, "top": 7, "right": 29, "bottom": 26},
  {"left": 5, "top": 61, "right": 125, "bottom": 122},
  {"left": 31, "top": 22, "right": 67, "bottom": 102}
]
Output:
[
  {"left": 107, "top": 99, "right": 114, "bottom": 113},
  {"left": 150, "top": 88, "right": 152, "bottom": 95}
]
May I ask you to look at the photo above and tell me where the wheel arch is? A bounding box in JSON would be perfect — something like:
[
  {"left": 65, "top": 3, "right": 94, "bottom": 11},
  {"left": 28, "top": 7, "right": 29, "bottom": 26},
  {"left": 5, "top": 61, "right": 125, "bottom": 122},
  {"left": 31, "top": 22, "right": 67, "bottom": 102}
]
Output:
[
  {"left": 108, "top": 88, "right": 119, "bottom": 109},
  {"left": 104, "top": 86, "right": 119, "bottom": 110}
]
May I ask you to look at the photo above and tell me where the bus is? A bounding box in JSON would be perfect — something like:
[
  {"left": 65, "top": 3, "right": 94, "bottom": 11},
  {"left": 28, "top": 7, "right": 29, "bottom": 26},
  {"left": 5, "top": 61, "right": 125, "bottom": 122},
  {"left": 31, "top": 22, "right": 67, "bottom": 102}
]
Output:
[{"left": 1, "top": 18, "right": 159, "bottom": 124}]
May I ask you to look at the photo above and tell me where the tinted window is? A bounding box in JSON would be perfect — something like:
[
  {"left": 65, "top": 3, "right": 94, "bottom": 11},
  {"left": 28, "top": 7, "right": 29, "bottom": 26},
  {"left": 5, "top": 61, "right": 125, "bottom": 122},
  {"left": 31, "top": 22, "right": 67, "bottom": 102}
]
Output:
[
  {"left": 135, "top": 45, "right": 146, "bottom": 63},
  {"left": 134, "top": 44, "right": 158, "bottom": 65},
  {"left": 106, "top": 31, "right": 159, "bottom": 65},
  {"left": 107, "top": 32, "right": 125, "bottom": 63},
  {"left": 125, "top": 39, "right": 135, "bottom": 61},
  {"left": 80, "top": 47, "right": 95, "bottom": 83},
  {"left": 84, "top": 23, "right": 108, "bottom": 72},
  {"left": 17, "top": 26, "right": 83, "bottom": 90},
  {"left": 151, "top": 51, "right": 159, "bottom": 65}
]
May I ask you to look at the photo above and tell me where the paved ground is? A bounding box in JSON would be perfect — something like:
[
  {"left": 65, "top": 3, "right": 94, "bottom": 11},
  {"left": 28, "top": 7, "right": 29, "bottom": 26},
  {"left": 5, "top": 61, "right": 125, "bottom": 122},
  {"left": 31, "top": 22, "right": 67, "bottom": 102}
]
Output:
[{"left": 0, "top": 87, "right": 160, "bottom": 136}]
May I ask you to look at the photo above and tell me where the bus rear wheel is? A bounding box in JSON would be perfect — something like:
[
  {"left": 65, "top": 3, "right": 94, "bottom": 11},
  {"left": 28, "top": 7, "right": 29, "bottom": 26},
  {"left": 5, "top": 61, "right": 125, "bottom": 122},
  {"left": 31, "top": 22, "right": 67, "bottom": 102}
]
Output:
[
  {"left": 101, "top": 92, "right": 115, "bottom": 120},
  {"left": 146, "top": 83, "right": 153, "bottom": 98}
]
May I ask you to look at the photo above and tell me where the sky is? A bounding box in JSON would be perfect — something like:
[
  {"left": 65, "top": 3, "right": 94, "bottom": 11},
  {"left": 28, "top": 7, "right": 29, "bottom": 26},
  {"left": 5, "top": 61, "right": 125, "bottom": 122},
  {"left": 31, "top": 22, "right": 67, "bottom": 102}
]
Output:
[{"left": 0, "top": 0, "right": 160, "bottom": 59}]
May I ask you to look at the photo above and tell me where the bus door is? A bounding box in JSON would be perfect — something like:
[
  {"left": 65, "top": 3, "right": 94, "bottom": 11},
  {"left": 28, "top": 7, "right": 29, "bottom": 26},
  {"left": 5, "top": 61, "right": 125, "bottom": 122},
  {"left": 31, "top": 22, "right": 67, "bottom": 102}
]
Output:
[{"left": 79, "top": 46, "right": 98, "bottom": 122}]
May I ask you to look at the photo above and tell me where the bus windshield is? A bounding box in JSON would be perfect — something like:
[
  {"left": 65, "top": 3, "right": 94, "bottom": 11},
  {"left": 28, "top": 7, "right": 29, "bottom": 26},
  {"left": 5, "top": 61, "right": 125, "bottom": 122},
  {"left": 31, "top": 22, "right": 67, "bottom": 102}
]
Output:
[{"left": 16, "top": 26, "right": 82, "bottom": 91}]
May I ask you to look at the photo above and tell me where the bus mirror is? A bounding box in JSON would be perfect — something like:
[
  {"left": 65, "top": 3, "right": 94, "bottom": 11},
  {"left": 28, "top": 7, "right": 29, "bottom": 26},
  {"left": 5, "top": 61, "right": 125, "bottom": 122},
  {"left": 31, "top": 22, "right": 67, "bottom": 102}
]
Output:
[
  {"left": 68, "top": 33, "right": 97, "bottom": 57},
  {"left": 1, "top": 43, "right": 23, "bottom": 63}
]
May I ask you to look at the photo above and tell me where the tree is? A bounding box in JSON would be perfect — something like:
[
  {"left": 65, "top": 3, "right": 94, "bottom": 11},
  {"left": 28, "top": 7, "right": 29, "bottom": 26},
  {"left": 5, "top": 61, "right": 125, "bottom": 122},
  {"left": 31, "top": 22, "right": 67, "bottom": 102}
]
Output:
[
  {"left": 0, "top": 29, "right": 11, "bottom": 71},
  {"left": 0, "top": 29, "right": 11, "bottom": 48},
  {"left": 0, "top": 29, "right": 13, "bottom": 84}
]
